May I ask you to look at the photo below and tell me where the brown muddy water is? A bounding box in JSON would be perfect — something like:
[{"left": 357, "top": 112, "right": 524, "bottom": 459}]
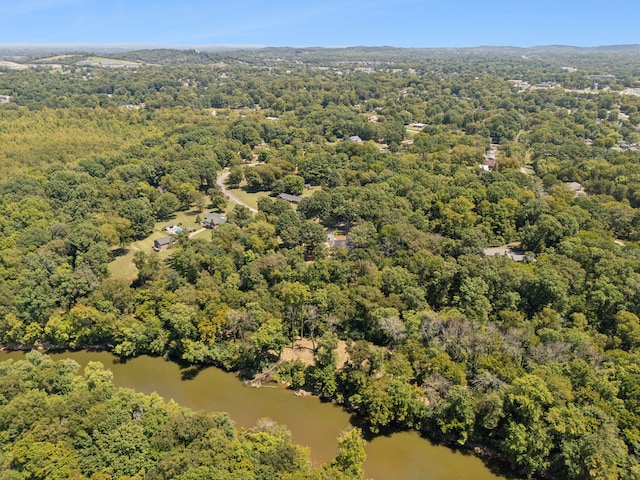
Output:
[{"left": 0, "top": 350, "right": 510, "bottom": 480}]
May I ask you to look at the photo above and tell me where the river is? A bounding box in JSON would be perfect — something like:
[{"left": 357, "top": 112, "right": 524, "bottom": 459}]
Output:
[{"left": 0, "top": 350, "right": 510, "bottom": 480}]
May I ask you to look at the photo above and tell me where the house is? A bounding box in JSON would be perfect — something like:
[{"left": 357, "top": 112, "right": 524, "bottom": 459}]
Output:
[
  {"left": 348, "top": 135, "right": 363, "bottom": 143},
  {"left": 326, "top": 224, "right": 351, "bottom": 250},
  {"left": 479, "top": 149, "right": 497, "bottom": 170},
  {"left": 203, "top": 212, "right": 227, "bottom": 228},
  {"left": 277, "top": 193, "right": 302, "bottom": 204},
  {"left": 153, "top": 236, "right": 174, "bottom": 252},
  {"left": 483, "top": 245, "right": 526, "bottom": 262}
]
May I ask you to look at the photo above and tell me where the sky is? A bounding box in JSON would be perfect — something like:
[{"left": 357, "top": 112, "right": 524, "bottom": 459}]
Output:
[{"left": 1, "top": 0, "right": 639, "bottom": 48}]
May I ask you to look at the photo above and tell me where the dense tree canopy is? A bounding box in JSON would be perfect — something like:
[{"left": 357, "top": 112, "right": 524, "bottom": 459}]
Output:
[{"left": 1, "top": 45, "right": 640, "bottom": 478}]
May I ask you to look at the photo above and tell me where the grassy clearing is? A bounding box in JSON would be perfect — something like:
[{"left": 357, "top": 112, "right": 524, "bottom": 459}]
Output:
[
  {"left": 300, "top": 188, "right": 315, "bottom": 199},
  {"left": 107, "top": 186, "right": 313, "bottom": 282},
  {"left": 226, "top": 188, "right": 269, "bottom": 210},
  {"left": 108, "top": 208, "right": 210, "bottom": 282},
  {"left": 405, "top": 126, "right": 423, "bottom": 136},
  {"left": 226, "top": 186, "right": 315, "bottom": 211}
]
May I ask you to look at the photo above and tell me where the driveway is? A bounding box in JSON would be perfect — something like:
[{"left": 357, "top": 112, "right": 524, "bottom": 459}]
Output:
[{"left": 216, "top": 169, "right": 258, "bottom": 213}]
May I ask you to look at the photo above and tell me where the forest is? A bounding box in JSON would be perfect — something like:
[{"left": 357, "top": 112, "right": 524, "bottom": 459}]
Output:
[{"left": 1, "top": 45, "right": 640, "bottom": 479}]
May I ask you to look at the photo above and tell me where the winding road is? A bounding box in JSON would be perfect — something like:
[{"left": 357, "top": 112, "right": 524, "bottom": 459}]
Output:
[{"left": 216, "top": 169, "right": 259, "bottom": 213}]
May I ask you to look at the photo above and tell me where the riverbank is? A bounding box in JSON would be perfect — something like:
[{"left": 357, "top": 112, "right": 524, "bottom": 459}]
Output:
[
  {"left": 0, "top": 349, "right": 512, "bottom": 480},
  {"left": 0, "top": 344, "right": 516, "bottom": 479}
]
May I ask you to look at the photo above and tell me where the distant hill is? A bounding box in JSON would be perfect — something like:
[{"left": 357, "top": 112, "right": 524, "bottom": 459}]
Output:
[
  {"left": 1, "top": 43, "right": 640, "bottom": 57},
  {"left": 2, "top": 44, "right": 640, "bottom": 68},
  {"left": 0, "top": 43, "right": 263, "bottom": 57}
]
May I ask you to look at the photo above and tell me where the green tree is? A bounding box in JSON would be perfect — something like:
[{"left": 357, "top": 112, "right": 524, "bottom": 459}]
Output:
[
  {"left": 227, "top": 166, "right": 244, "bottom": 188},
  {"left": 331, "top": 428, "right": 366, "bottom": 479},
  {"left": 119, "top": 198, "right": 155, "bottom": 240},
  {"left": 155, "top": 192, "right": 181, "bottom": 219}
]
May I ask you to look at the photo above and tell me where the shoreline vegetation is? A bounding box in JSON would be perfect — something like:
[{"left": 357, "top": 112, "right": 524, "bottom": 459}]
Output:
[
  {"left": 0, "top": 344, "right": 510, "bottom": 475},
  {"left": 1, "top": 46, "right": 640, "bottom": 479},
  {"left": 0, "top": 350, "right": 368, "bottom": 479}
]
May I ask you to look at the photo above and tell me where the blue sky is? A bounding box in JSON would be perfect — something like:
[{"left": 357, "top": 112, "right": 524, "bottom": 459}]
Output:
[{"left": 1, "top": 0, "right": 639, "bottom": 48}]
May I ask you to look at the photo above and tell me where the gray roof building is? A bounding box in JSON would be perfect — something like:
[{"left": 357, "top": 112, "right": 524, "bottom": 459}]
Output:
[
  {"left": 203, "top": 212, "right": 227, "bottom": 227},
  {"left": 277, "top": 193, "right": 302, "bottom": 203}
]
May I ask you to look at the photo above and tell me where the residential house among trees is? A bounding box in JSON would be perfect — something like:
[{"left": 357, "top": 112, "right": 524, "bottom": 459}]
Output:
[
  {"left": 203, "top": 212, "right": 227, "bottom": 228},
  {"left": 277, "top": 193, "right": 302, "bottom": 204},
  {"left": 153, "top": 236, "right": 174, "bottom": 252}
]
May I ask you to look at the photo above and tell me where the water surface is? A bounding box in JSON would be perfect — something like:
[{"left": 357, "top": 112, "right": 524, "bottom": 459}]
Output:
[{"left": 0, "top": 350, "right": 509, "bottom": 480}]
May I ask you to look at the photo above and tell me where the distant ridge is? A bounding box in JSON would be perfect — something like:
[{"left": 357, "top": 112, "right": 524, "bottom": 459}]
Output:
[
  {"left": 0, "top": 43, "right": 265, "bottom": 56},
  {"left": 1, "top": 43, "right": 640, "bottom": 57}
]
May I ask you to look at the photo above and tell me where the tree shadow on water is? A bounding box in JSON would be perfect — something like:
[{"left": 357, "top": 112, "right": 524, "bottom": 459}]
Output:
[{"left": 180, "top": 364, "right": 206, "bottom": 381}]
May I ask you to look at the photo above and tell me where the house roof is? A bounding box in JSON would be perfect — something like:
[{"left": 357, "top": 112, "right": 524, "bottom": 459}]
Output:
[
  {"left": 277, "top": 193, "right": 302, "bottom": 203},
  {"left": 204, "top": 212, "right": 227, "bottom": 224},
  {"left": 349, "top": 135, "right": 363, "bottom": 143},
  {"left": 155, "top": 236, "right": 173, "bottom": 246}
]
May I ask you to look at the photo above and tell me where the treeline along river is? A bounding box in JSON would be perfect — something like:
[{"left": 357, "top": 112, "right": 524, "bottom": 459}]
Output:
[{"left": 0, "top": 350, "right": 510, "bottom": 480}]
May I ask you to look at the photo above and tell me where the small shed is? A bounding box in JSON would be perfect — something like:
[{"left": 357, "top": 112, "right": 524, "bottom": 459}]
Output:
[{"left": 203, "top": 212, "right": 227, "bottom": 228}]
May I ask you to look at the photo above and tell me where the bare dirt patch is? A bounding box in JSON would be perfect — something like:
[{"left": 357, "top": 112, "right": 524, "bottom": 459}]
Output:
[{"left": 281, "top": 338, "right": 349, "bottom": 368}]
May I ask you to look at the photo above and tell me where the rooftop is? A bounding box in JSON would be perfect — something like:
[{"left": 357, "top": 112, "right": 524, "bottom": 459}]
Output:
[{"left": 277, "top": 193, "right": 302, "bottom": 203}]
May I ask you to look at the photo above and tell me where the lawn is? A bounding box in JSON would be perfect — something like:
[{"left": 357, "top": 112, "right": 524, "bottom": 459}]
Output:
[
  {"left": 405, "top": 126, "right": 423, "bottom": 136},
  {"left": 226, "top": 186, "right": 315, "bottom": 211},
  {"left": 107, "top": 186, "right": 316, "bottom": 282},
  {"left": 108, "top": 208, "right": 210, "bottom": 282},
  {"left": 225, "top": 188, "right": 269, "bottom": 211}
]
